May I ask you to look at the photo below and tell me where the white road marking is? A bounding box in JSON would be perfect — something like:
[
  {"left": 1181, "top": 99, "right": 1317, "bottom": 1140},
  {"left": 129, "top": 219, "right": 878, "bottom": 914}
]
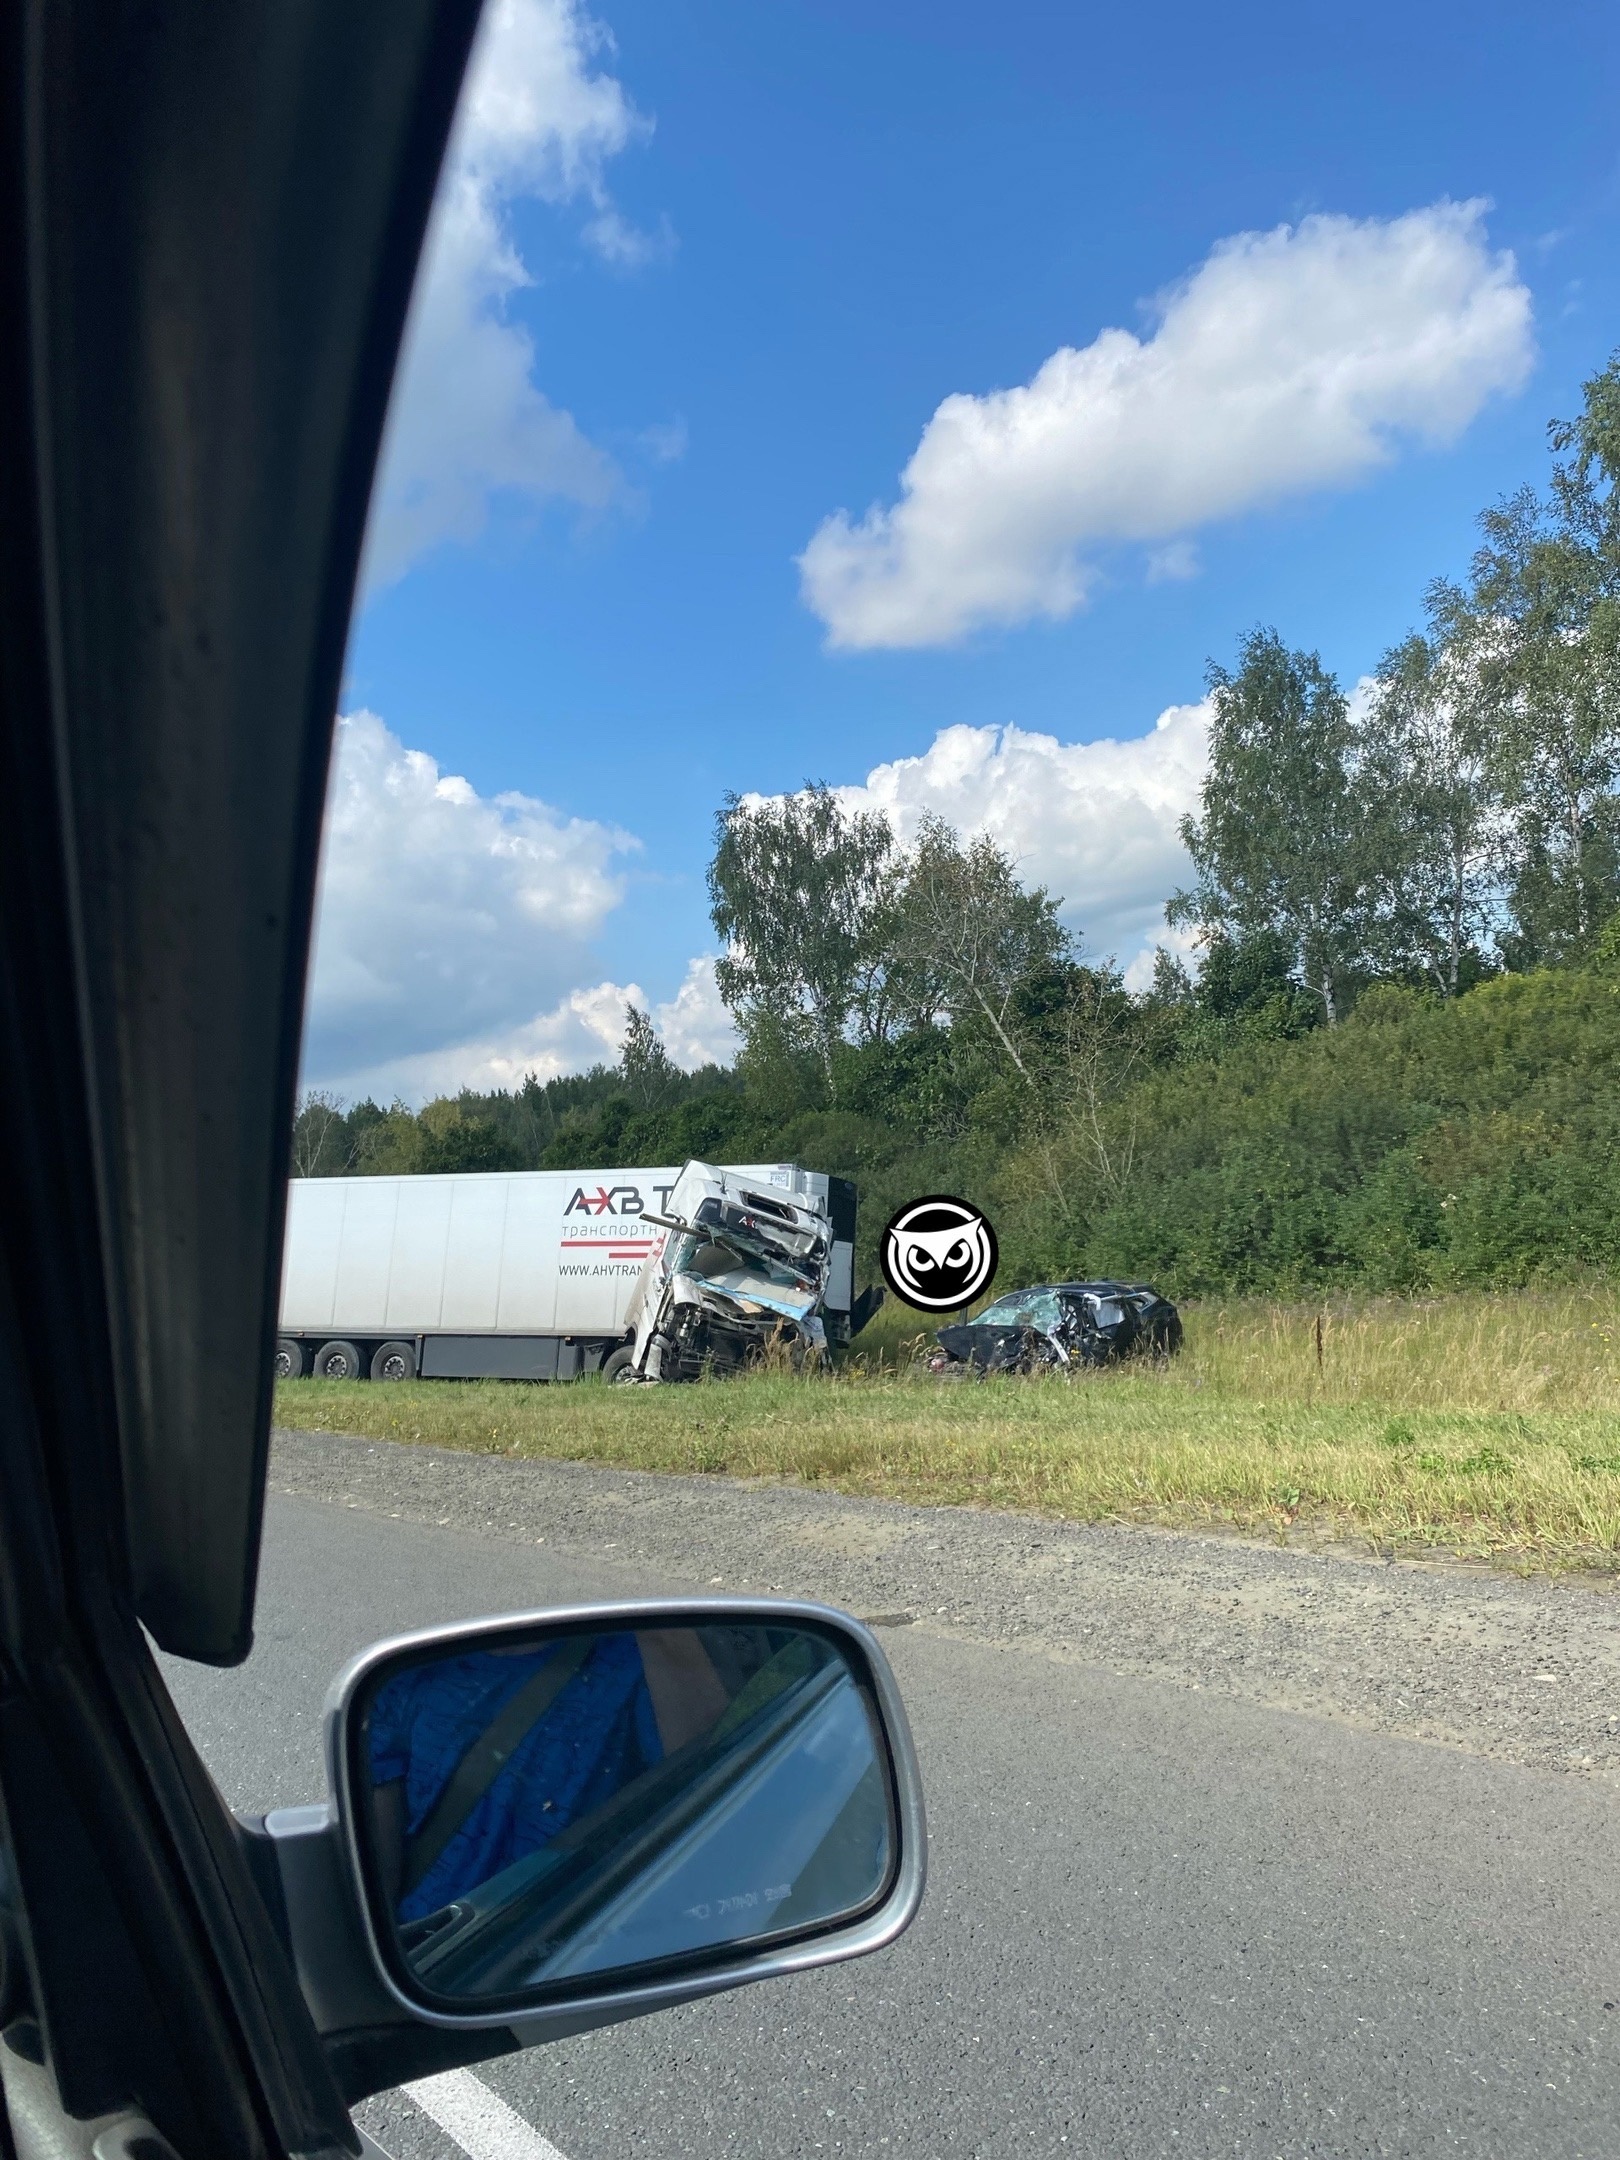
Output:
[{"left": 404, "top": 2069, "right": 571, "bottom": 2160}]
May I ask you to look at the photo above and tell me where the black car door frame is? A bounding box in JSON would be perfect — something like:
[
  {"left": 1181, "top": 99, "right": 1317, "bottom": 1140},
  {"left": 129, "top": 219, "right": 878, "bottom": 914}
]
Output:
[{"left": 0, "top": 6, "right": 483, "bottom": 2153}]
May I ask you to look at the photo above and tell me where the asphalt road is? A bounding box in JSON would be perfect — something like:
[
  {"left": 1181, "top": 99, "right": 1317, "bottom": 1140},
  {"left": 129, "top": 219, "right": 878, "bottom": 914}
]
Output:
[{"left": 163, "top": 1455, "right": 1620, "bottom": 2160}]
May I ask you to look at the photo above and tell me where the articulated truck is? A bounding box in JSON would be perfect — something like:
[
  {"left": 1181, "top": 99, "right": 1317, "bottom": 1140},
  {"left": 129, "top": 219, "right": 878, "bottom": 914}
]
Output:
[{"left": 275, "top": 1160, "right": 879, "bottom": 1383}]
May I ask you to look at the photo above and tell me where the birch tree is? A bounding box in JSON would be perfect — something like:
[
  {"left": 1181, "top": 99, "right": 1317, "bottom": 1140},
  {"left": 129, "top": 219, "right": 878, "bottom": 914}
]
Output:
[
  {"left": 290, "top": 1091, "right": 354, "bottom": 1176},
  {"left": 1362, "top": 628, "right": 1504, "bottom": 996},
  {"left": 707, "top": 784, "right": 897, "bottom": 1093},
  {"left": 1447, "top": 353, "right": 1620, "bottom": 954},
  {"left": 885, "top": 816, "right": 1071, "bottom": 1089},
  {"left": 1170, "top": 629, "right": 1372, "bottom": 1021}
]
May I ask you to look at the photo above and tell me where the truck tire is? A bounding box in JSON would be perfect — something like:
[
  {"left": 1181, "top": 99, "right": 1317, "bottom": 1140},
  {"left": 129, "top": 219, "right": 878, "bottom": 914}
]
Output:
[
  {"left": 273, "top": 1337, "right": 308, "bottom": 1379},
  {"left": 370, "top": 1339, "right": 417, "bottom": 1382},
  {"left": 313, "top": 1339, "right": 365, "bottom": 1381},
  {"left": 601, "top": 1345, "right": 638, "bottom": 1385}
]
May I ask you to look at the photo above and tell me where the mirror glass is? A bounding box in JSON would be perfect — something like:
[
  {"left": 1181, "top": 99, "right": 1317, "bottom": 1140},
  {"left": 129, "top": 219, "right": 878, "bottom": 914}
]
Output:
[{"left": 350, "top": 1618, "right": 896, "bottom": 2007}]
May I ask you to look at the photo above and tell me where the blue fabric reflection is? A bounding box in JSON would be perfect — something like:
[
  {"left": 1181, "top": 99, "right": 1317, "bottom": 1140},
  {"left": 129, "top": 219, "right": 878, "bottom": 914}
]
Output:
[{"left": 369, "top": 1635, "right": 662, "bottom": 1922}]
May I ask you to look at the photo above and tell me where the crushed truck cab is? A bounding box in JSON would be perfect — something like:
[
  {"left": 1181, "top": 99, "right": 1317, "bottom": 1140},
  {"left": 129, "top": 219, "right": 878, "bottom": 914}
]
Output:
[
  {"left": 624, "top": 1161, "right": 839, "bottom": 1381},
  {"left": 276, "top": 1158, "right": 882, "bottom": 1382}
]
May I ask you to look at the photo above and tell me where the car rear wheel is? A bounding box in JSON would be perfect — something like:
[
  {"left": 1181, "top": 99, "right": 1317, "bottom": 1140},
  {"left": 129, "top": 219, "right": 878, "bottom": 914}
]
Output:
[
  {"left": 273, "top": 1336, "right": 308, "bottom": 1379},
  {"left": 313, "top": 1338, "right": 365, "bottom": 1381},
  {"left": 370, "top": 1339, "right": 417, "bottom": 1382},
  {"left": 601, "top": 1345, "right": 638, "bottom": 1384}
]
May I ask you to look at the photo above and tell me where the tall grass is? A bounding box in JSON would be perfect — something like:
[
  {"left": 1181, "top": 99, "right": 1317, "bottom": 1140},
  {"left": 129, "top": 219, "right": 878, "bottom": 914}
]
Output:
[{"left": 274, "top": 1291, "right": 1620, "bottom": 1571}]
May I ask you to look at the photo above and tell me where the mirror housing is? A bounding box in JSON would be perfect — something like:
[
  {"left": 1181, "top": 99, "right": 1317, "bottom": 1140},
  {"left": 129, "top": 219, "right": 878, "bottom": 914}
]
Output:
[{"left": 248, "top": 1599, "right": 923, "bottom": 2095}]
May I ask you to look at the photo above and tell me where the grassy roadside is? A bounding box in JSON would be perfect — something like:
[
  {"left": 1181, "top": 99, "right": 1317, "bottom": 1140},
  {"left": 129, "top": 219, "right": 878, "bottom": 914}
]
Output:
[{"left": 274, "top": 1292, "right": 1620, "bottom": 1573}]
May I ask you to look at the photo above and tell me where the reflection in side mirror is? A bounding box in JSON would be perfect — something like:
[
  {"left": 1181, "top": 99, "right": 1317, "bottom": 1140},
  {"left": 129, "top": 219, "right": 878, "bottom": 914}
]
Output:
[{"left": 333, "top": 1609, "right": 906, "bottom": 2016}]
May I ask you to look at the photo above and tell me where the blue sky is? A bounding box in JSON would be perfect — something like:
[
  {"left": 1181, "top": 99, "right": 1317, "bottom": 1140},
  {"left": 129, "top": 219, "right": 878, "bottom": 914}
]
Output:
[{"left": 310, "top": 0, "right": 1620, "bottom": 1100}]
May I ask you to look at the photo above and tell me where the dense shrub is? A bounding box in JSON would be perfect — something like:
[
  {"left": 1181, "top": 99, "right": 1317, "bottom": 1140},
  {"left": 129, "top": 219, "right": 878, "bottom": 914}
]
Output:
[
  {"left": 988, "top": 971, "right": 1620, "bottom": 1295},
  {"left": 293, "top": 965, "right": 1620, "bottom": 1300}
]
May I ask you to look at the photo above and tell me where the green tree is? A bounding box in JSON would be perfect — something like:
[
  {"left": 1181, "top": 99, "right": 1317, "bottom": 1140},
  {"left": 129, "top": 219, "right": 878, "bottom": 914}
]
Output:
[
  {"left": 415, "top": 1102, "right": 523, "bottom": 1174},
  {"left": 290, "top": 1090, "right": 355, "bottom": 1176},
  {"left": 352, "top": 1100, "right": 425, "bottom": 1174},
  {"left": 885, "top": 814, "right": 1073, "bottom": 1090},
  {"left": 617, "top": 1003, "right": 680, "bottom": 1111},
  {"left": 1444, "top": 352, "right": 1620, "bottom": 956},
  {"left": 708, "top": 784, "right": 897, "bottom": 1092},
  {"left": 1171, "top": 629, "right": 1370, "bottom": 1022},
  {"left": 1194, "top": 930, "right": 1321, "bottom": 1038},
  {"left": 1146, "top": 947, "right": 1194, "bottom": 1006},
  {"left": 1362, "top": 626, "right": 1503, "bottom": 996}
]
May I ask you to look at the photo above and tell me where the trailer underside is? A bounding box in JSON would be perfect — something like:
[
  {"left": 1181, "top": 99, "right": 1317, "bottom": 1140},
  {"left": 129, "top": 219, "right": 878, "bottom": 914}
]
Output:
[{"left": 273, "top": 1330, "right": 625, "bottom": 1383}]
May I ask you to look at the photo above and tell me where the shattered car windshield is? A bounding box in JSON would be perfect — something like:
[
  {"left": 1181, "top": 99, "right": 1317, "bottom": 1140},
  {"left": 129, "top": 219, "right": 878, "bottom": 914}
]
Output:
[{"left": 976, "top": 1289, "right": 1064, "bottom": 1332}]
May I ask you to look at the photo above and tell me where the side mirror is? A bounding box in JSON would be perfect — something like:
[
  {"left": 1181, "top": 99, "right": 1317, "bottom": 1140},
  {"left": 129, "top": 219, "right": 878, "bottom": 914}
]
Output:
[{"left": 320, "top": 1600, "right": 924, "bottom": 2036}]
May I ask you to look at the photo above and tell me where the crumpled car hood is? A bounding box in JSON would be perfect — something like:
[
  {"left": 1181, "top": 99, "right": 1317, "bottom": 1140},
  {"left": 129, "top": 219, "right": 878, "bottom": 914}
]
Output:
[{"left": 934, "top": 1322, "right": 1056, "bottom": 1373}]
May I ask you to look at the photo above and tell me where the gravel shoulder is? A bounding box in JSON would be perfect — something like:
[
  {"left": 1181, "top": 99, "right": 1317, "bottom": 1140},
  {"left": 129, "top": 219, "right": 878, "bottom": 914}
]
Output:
[{"left": 272, "top": 1425, "right": 1620, "bottom": 1786}]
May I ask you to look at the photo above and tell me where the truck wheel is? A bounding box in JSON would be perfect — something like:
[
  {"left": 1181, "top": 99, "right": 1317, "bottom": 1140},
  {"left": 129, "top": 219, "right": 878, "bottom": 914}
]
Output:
[
  {"left": 370, "top": 1340, "right": 417, "bottom": 1382},
  {"left": 273, "top": 1337, "right": 308, "bottom": 1379},
  {"left": 313, "top": 1339, "right": 364, "bottom": 1381},
  {"left": 601, "top": 1346, "right": 638, "bottom": 1385}
]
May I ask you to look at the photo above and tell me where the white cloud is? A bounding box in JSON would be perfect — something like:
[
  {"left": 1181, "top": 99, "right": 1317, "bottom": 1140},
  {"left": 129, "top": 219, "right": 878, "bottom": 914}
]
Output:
[
  {"left": 318, "top": 980, "right": 643, "bottom": 1104},
  {"left": 304, "top": 712, "right": 636, "bottom": 1085},
  {"left": 638, "top": 417, "right": 689, "bottom": 464},
  {"left": 653, "top": 956, "right": 740, "bottom": 1069},
  {"left": 451, "top": 0, "right": 645, "bottom": 205},
  {"left": 1145, "top": 539, "right": 1200, "bottom": 585},
  {"left": 363, "top": 0, "right": 654, "bottom": 589},
  {"left": 313, "top": 959, "right": 737, "bottom": 1104},
  {"left": 834, "top": 702, "right": 1212, "bottom": 972},
  {"left": 302, "top": 712, "right": 732, "bottom": 1102},
  {"left": 800, "top": 200, "right": 1534, "bottom": 649}
]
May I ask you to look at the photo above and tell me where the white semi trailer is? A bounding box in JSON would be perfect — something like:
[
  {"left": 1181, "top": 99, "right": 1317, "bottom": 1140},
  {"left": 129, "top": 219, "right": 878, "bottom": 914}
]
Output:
[{"left": 274, "top": 1161, "right": 877, "bottom": 1382}]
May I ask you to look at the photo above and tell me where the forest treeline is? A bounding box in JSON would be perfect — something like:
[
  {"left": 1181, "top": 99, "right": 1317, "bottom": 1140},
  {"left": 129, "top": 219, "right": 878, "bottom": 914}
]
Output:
[{"left": 294, "top": 357, "right": 1620, "bottom": 1299}]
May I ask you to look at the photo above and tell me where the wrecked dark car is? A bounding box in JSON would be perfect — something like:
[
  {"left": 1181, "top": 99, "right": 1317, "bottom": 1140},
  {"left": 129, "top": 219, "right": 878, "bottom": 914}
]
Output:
[{"left": 926, "top": 1280, "right": 1183, "bottom": 1376}]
